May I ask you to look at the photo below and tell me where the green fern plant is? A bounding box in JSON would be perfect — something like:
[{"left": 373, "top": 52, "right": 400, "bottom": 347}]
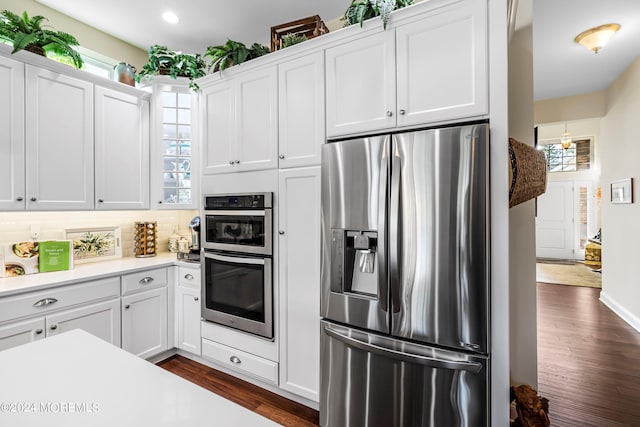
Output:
[
  {"left": 343, "top": 0, "right": 414, "bottom": 29},
  {"left": 281, "top": 33, "right": 308, "bottom": 48},
  {"left": 205, "top": 40, "right": 270, "bottom": 72},
  {"left": 0, "top": 10, "right": 83, "bottom": 68}
]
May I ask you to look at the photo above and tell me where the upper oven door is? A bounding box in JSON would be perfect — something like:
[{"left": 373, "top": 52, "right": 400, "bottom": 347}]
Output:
[{"left": 203, "top": 210, "right": 272, "bottom": 255}]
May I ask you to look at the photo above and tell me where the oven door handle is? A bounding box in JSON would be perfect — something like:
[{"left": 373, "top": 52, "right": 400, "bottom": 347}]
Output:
[
  {"left": 204, "top": 252, "right": 266, "bottom": 266},
  {"left": 205, "top": 210, "right": 266, "bottom": 217}
]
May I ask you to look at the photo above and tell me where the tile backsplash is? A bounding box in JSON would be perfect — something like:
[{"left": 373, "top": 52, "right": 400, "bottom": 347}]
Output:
[{"left": 0, "top": 210, "right": 199, "bottom": 257}]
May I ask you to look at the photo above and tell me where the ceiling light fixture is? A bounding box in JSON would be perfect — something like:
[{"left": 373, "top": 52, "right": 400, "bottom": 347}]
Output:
[
  {"left": 560, "top": 124, "right": 572, "bottom": 150},
  {"left": 574, "top": 23, "right": 620, "bottom": 54},
  {"left": 162, "top": 11, "right": 179, "bottom": 24}
]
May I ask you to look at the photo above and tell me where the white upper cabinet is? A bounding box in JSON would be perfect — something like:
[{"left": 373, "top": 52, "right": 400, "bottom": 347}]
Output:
[
  {"left": 278, "top": 52, "right": 325, "bottom": 168},
  {"left": 326, "top": 0, "right": 488, "bottom": 137},
  {"left": 25, "top": 65, "right": 94, "bottom": 210},
  {"left": 95, "top": 86, "right": 150, "bottom": 210},
  {"left": 201, "top": 66, "right": 278, "bottom": 174},
  {"left": 395, "top": 0, "right": 488, "bottom": 126},
  {"left": 0, "top": 55, "right": 25, "bottom": 211},
  {"left": 325, "top": 31, "right": 396, "bottom": 137}
]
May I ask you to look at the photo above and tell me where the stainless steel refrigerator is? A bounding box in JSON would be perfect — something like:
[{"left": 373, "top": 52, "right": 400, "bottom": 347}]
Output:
[{"left": 320, "top": 123, "right": 490, "bottom": 427}]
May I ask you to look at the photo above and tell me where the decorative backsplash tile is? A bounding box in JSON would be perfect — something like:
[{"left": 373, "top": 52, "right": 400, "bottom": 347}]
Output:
[{"left": 0, "top": 210, "right": 198, "bottom": 257}]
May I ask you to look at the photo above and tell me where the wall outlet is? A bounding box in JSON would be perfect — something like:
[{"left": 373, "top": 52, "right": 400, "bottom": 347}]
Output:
[{"left": 30, "top": 224, "right": 40, "bottom": 241}]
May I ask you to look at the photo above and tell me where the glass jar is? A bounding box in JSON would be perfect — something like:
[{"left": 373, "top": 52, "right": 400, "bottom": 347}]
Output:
[{"left": 114, "top": 62, "right": 136, "bottom": 86}]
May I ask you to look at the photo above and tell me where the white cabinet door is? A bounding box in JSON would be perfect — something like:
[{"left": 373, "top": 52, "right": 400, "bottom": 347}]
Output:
[
  {"left": 278, "top": 53, "right": 324, "bottom": 168},
  {"left": 201, "top": 82, "right": 235, "bottom": 175},
  {"left": 236, "top": 66, "right": 278, "bottom": 171},
  {"left": 325, "top": 31, "right": 396, "bottom": 138},
  {"left": 95, "top": 86, "right": 150, "bottom": 210},
  {"left": 278, "top": 167, "right": 321, "bottom": 401},
  {"left": 25, "top": 65, "right": 94, "bottom": 210},
  {"left": 176, "top": 286, "right": 201, "bottom": 355},
  {"left": 0, "top": 55, "right": 25, "bottom": 210},
  {"left": 0, "top": 317, "right": 45, "bottom": 352},
  {"left": 46, "top": 298, "right": 121, "bottom": 347},
  {"left": 396, "top": 0, "right": 488, "bottom": 126},
  {"left": 122, "top": 287, "right": 168, "bottom": 359}
]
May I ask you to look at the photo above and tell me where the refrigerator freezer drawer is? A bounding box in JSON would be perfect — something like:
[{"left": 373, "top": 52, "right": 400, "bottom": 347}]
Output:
[{"left": 320, "top": 321, "right": 488, "bottom": 427}]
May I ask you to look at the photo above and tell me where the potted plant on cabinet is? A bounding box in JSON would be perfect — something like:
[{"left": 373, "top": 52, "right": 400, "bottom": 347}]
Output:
[
  {"left": 343, "top": 0, "right": 414, "bottom": 29},
  {"left": 204, "top": 39, "right": 270, "bottom": 72},
  {"left": 135, "top": 45, "right": 207, "bottom": 91},
  {"left": 0, "top": 10, "right": 83, "bottom": 68}
]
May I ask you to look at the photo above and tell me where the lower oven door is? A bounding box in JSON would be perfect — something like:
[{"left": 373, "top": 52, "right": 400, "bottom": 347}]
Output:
[{"left": 202, "top": 251, "right": 273, "bottom": 339}]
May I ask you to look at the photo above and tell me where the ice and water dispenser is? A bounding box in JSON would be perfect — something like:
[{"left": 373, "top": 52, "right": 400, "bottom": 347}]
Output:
[{"left": 330, "top": 229, "right": 379, "bottom": 297}]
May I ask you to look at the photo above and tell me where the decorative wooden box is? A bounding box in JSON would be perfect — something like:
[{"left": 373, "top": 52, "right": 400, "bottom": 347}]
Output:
[{"left": 270, "top": 15, "right": 329, "bottom": 52}]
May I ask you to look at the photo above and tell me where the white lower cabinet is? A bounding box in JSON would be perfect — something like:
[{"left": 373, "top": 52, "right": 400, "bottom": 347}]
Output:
[
  {"left": 46, "top": 298, "right": 121, "bottom": 346},
  {"left": 122, "top": 287, "right": 168, "bottom": 359},
  {"left": 278, "top": 167, "right": 321, "bottom": 402},
  {"left": 176, "top": 266, "right": 201, "bottom": 355},
  {"left": 202, "top": 339, "right": 278, "bottom": 385},
  {"left": 0, "top": 317, "right": 45, "bottom": 351}
]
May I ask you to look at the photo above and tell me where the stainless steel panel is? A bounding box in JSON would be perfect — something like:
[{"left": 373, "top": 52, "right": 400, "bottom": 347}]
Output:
[
  {"left": 390, "top": 124, "right": 489, "bottom": 353},
  {"left": 320, "top": 320, "right": 488, "bottom": 427},
  {"left": 321, "top": 136, "right": 389, "bottom": 334}
]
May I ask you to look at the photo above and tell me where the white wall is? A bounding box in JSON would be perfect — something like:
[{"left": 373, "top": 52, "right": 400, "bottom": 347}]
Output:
[
  {"left": 507, "top": 0, "right": 537, "bottom": 388},
  {"left": 534, "top": 91, "right": 606, "bottom": 124},
  {"left": 599, "top": 55, "right": 640, "bottom": 331}
]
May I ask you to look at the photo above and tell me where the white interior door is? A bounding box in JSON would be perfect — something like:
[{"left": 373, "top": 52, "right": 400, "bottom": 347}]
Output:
[{"left": 536, "top": 181, "right": 575, "bottom": 259}]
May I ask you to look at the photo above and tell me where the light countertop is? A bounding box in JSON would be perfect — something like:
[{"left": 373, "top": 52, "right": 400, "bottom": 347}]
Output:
[
  {"left": 0, "top": 253, "right": 200, "bottom": 298},
  {"left": 0, "top": 329, "right": 280, "bottom": 426}
]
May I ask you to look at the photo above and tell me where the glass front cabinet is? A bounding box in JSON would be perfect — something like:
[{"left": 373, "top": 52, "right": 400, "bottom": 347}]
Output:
[{"left": 147, "top": 77, "right": 199, "bottom": 209}]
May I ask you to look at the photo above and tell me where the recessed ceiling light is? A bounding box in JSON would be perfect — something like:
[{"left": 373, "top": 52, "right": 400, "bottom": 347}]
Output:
[{"left": 162, "top": 11, "right": 179, "bottom": 24}]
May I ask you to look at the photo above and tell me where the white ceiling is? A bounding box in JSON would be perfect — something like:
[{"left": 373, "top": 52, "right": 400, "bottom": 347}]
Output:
[{"left": 36, "top": 0, "right": 640, "bottom": 101}]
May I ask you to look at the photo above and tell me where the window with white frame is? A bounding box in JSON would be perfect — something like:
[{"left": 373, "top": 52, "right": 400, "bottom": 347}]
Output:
[{"left": 539, "top": 139, "right": 591, "bottom": 173}]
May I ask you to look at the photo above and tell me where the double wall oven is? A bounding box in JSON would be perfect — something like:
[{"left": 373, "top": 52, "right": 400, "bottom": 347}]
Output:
[{"left": 201, "top": 193, "right": 273, "bottom": 339}]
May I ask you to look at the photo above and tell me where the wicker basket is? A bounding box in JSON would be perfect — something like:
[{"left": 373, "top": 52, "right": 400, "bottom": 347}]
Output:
[
  {"left": 508, "top": 138, "right": 548, "bottom": 208},
  {"left": 271, "top": 15, "right": 329, "bottom": 52}
]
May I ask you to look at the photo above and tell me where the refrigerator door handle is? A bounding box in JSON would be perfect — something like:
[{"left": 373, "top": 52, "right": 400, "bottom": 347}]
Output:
[
  {"left": 377, "top": 137, "right": 390, "bottom": 311},
  {"left": 323, "top": 325, "right": 483, "bottom": 373},
  {"left": 389, "top": 147, "right": 402, "bottom": 314}
]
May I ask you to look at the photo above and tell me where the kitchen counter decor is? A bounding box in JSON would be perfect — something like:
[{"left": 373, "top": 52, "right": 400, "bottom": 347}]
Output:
[
  {"left": 64, "top": 226, "right": 122, "bottom": 264},
  {"left": 134, "top": 222, "right": 157, "bottom": 257}
]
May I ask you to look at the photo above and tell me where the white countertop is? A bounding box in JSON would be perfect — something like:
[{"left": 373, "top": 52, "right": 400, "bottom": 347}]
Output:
[
  {"left": 0, "top": 329, "right": 280, "bottom": 426},
  {"left": 0, "top": 253, "right": 199, "bottom": 298}
]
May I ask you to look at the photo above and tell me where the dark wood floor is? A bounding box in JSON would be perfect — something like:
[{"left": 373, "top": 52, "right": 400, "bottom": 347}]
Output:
[
  {"left": 537, "top": 283, "right": 640, "bottom": 426},
  {"left": 157, "top": 355, "right": 319, "bottom": 426}
]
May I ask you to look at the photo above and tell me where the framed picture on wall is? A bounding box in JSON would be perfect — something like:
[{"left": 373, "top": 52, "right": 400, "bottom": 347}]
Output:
[{"left": 610, "top": 178, "right": 633, "bottom": 204}]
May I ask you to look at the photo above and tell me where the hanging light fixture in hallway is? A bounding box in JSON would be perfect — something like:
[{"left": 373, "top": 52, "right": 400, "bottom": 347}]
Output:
[{"left": 560, "top": 124, "right": 572, "bottom": 149}]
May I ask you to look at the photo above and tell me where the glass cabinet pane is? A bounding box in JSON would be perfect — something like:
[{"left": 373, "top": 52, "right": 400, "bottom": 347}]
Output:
[
  {"left": 177, "top": 125, "right": 191, "bottom": 139},
  {"left": 178, "top": 93, "right": 191, "bottom": 108},
  {"left": 163, "top": 124, "right": 177, "bottom": 139},
  {"left": 178, "top": 108, "right": 191, "bottom": 124},
  {"left": 163, "top": 108, "right": 177, "bottom": 123}
]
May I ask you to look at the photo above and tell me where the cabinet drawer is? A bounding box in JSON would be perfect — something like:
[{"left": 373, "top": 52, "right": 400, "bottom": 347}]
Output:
[
  {"left": 121, "top": 268, "right": 167, "bottom": 295},
  {"left": 178, "top": 267, "right": 200, "bottom": 290},
  {"left": 202, "top": 339, "right": 278, "bottom": 385},
  {"left": 0, "top": 277, "right": 120, "bottom": 324}
]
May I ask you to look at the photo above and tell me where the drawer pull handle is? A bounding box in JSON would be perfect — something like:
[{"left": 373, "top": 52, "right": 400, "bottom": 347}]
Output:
[
  {"left": 16, "top": 197, "right": 23, "bottom": 202},
  {"left": 184, "top": 274, "right": 194, "bottom": 280},
  {"left": 399, "top": 109, "right": 406, "bottom": 115},
  {"left": 50, "top": 324, "right": 58, "bottom": 330},
  {"left": 33, "top": 298, "right": 58, "bottom": 307},
  {"left": 230, "top": 356, "right": 241, "bottom": 365},
  {"left": 124, "top": 304, "right": 131, "bottom": 310},
  {"left": 139, "top": 277, "right": 154, "bottom": 285},
  {"left": 35, "top": 329, "right": 43, "bottom": 335}
]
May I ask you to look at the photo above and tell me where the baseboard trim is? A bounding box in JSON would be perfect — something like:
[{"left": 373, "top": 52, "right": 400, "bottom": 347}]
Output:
[{"left": 600, "top": 292, "right": 640, "bottom": 333}]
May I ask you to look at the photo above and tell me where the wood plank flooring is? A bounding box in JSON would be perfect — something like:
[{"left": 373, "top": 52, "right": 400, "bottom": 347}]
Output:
[
  {"left": 537, "top": 283, "right": 640, "bottom": 426},
  {"left": 157, "top": 355, "right": 319, "bottom": 426}
]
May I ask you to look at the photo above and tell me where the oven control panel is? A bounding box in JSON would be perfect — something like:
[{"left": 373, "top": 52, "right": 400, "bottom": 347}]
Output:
[{"left": 204, "top": 193, "right": 272, "bottom": 210}]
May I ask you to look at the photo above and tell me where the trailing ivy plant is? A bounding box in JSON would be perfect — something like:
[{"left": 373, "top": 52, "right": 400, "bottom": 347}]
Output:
[
  {"left": 343, "top": 0, "right": 414, "bottom": 29},
  {"left": 281, "top": 33, "right": 308, "bottom": 48},
  {"left": 0, "top": 10, "right": 83, "bottom": 68},
  {"left": 205, "top": 40, "right": 270, "bottom": 72},
  {"left": 135, "top": 45, "right": 207, "bottom": 91}
]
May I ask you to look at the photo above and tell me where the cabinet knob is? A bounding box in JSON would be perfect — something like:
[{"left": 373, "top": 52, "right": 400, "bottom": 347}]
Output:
[
  {"left": 16, "top": 197, "right": 23, "bottom": 202},
  {"left": 98, "top": 199, "right": 104, "bottom": 203},
  {"left": 30, "top": 197, "right": 37, "bottom": 202},
  {"left": 386, "top": 111, "right": 393, "bottom": 117},
  {"left": 399, "top": 109, "right": 406, "bottom": 115},
  {"left": 124, "top": 304, "right": 131, "bottom": 310},
  {"left": 158, "top": 200, "right": 163, "bottom": 204},
  {"left": 229, "top": 160, "right": 234, "bottom": 165},
  {"left": 234, "top": 160, "right": 240, "bottom": 164},
  {"left": 229, "top": 356, "right": 242, "bottom": 365},
  {"left": 50, "top": 324, "right": 58, "bottom": 330},
  {"left": 279, "top": 230, "right": 285, "bottom": 235},
  {"left": 279, "top": 154, "right": 285, "bottom": 160},
  {"left": 194, "top": 297, "right": 199, "bottom": 302},
  {"left": 35, "top": 329, "right": 43, "bottom": 335},
  {"left": 184, "top": 274, "right": 194, "bottom": 280}
]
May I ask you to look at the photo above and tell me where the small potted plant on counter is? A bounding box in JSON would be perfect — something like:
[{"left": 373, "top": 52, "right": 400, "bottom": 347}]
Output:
[
  {"left": 343, "top": 0, "right": 414, "bottom": 29},
  {"left": 0, "top": 9, "right": 83, "bottom": 68},
  {"left": 205, "top": 39, "right": 270, "bottom": 72},
  {"left": 135, "top": 44, "right": 207, "bottom": 91}
]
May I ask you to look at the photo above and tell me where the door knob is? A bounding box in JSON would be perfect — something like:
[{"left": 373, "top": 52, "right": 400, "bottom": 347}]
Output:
[
  {"left": 229, "top": 160, "right": 234, "bottom": 165},
  {"left": 16, "top": 197, "right": 23, "bottom": 202},
  {"left": 399, "top": 109, "right": 406, "bottom": 115},
  {"left": 35, "top": 329, "right": 43, "bottom": 335},
  {"left": 30, "top": 197, "right": 37, "bottom": 202},
  {"left": 234, "top": 160, "right": 240, "bottom": 164},
  {"left": 124, "top": 304, "right": 130, "bottom": 309},
  {"left": 279, "top": 154, "right": 285, "bottom": 159},
  {"left": 98, "top": 199, "right": 104, "bottom": 203},
  {"left": 386, "top": 111, "right": 393, "bottom": 117},
  {"left": 279, "top": 230, "right": 285, "bottom": 235},
  {"left": 50, "top": 324, "right": 58, "bottom": 330}
]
